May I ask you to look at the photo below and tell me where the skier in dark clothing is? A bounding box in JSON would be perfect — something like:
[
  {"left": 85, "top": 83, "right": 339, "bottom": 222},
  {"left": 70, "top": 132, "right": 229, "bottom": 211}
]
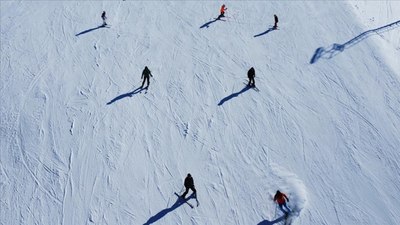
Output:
[
  {"left": 273, "top": 14, "right": 279, "bottom": 29},
  {"left": 101, "top": 11, "right": 107, "bottom": 26},
  {"left": 274, "top": 190, "right": 291, "bottom": 215},
  {"left": 181, "top": 173, "right": 197, "bottom": 199},
  {"left": 247, "top": 67, "right": 256, "bottom": 87},
  {"left": 141, "top": 66, "right": 153, "bottom": 88}
]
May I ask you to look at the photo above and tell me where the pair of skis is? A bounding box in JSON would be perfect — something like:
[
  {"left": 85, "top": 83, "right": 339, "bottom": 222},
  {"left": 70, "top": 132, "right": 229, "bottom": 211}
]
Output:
[
  {"left": 243, "top": 82, "right": 260, "bottom": 92},
  {"left": 174, "top": 192, "right": 199, "bottom": 208},
  {"left": 141, "top": 85, "right": 149, "bottom": 94}
]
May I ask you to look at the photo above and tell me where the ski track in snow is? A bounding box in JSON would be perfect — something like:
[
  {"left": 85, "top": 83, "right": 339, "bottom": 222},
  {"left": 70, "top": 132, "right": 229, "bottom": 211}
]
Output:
[{"left": 1, "top": 1, "right": 400, "bottom": 225}]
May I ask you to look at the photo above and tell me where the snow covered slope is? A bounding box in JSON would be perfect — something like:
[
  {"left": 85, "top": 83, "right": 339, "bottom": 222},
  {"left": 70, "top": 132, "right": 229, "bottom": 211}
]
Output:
[{"left": 1, "top": 1, "right": 400, "bottom": 225}]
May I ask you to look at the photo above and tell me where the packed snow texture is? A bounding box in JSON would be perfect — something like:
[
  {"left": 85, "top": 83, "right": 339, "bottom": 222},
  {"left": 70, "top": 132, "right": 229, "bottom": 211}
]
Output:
[{"left": 1, "top": 1, "right": 400, "bottom": 225}]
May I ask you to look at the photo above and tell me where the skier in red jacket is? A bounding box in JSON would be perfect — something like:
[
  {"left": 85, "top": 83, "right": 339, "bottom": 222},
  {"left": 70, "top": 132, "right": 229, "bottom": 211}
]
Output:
[
  {"left": 274, "top": 190, "right": 291, "bottom": 215},
  {"left": 217, "top": 4, "right": 227, "bottom": 20}
]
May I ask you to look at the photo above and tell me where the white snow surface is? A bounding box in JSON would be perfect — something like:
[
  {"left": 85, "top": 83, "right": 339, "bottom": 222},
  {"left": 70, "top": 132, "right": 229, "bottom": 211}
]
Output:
[{"left": 1, "top": 1, "right": 400, "bottom": 225}]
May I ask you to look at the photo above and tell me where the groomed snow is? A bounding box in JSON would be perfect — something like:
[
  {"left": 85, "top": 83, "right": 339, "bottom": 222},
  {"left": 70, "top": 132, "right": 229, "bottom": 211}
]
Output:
[{"left": 1, "top": 1, "right": 400, "bottom": 225}]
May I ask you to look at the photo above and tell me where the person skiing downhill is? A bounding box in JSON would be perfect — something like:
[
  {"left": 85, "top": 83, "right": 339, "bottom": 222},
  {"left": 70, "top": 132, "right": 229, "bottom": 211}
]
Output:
[
  {"left": 274, "top": 190, "right": 291, "bottom": 215},
  {"left": 141, "top": 66, "right": 153, "bottom": 88},
  {"left": 181, "top": 173, "right": 197, "bottom": 199},
  {"left": 273, "top": 14, "right": 279, "bottom": 29},
  {"left": 247, "top": 67, "right": 256, "bottom": 87},
  {"left": 101, "top": 11, "right": 107, "bottom": 26},
  {"left": 217, "top": 4, "right": 227, "bottom": 20}
]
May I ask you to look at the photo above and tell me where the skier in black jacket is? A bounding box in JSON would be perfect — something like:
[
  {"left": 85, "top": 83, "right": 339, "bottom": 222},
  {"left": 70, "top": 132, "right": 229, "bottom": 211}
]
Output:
[
  {"left": 141, "top": 66, "right": 153, "bottom": 88},
  {"left": 181, "top": 173, "right": 197, "bottom": 198},
  {"left": 273, "top": 14, "right": 279, "bottom": 29},
  {"left": 101, "top": 11, "right": 107, "bottom": 26},
  {"left": 247, "top": 67, "right": 256, "bottom": 87}
]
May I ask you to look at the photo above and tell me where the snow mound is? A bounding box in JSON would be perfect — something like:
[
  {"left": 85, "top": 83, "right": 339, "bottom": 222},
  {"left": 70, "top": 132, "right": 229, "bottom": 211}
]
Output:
[{"left": 270, "top": 163, "right": 308, "bottom": 215}]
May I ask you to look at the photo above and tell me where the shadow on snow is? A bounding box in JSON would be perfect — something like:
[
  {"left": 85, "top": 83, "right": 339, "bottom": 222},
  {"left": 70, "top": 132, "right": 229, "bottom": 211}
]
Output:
[
  {"left": 75, "top": 25, "right": 107, "bottom": 36},
  {"left": 106, "top": 87, "right": 145, "bottom": 105},
  {"left": 200, "top": 18, "right": 223, "bottom": 29},
  {"left": 254, "top": 27, "right": 275, "bottom": 37},
  {"left": 310, "top": 20, "right": 400, "bottom": 64},
  {"left": 257, "top": 215, "right": 286, "bottom": 225},
  {"left": 143, "top": 194, "right": 195, "bottom": 225},
  {"left": 218, "top": 85, "right": 251, "bottom": 106}
]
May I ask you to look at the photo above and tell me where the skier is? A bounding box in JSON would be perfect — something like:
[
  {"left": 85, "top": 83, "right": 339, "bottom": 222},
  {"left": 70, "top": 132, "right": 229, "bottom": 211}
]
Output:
[
  {"left": 273, "top": 14, "right": 279, "bottom": 29},
  {"left": 274, "top": 190, "right": 291, "bottom": 215},
  {"left": 247, "top": 67, "right": 256, "bottom": 87},
  {"left": 141, "top": 66, "right": 153, "bottom": 88},
  {"left": 217, "top": 4, "right": 227, "bottom": 20},
  {"left": 101, "top": 11, "right": 107, "bottom": 26},
  {"left": 181, "top": 173, "right": 197, "bottom": 199}
]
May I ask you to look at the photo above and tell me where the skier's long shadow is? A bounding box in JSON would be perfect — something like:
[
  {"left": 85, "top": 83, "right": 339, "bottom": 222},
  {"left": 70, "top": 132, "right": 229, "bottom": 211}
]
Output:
[
  {"left": 257, "top": 215, "right": 285, "bottom": 225},
  {"left": 75, "top": 25, "right": 106, "bottom": 36},
  {"left": 310, "top": 19, "right": 400, "bottom": 64},
  {"left": 218, "top": 85, "right": 251, "bottom": 106},
  {"left": 200, "top": 18, "right": 220, "bottom": 29},
  {"left": 254, "top": 27, "right": 275, "bottom": 37},
  {"left": 143, "top": 195, "right": 194, "bottom": 225},
  {"left": 106, "top": 87, "right": 144, "bottom": 105}
]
